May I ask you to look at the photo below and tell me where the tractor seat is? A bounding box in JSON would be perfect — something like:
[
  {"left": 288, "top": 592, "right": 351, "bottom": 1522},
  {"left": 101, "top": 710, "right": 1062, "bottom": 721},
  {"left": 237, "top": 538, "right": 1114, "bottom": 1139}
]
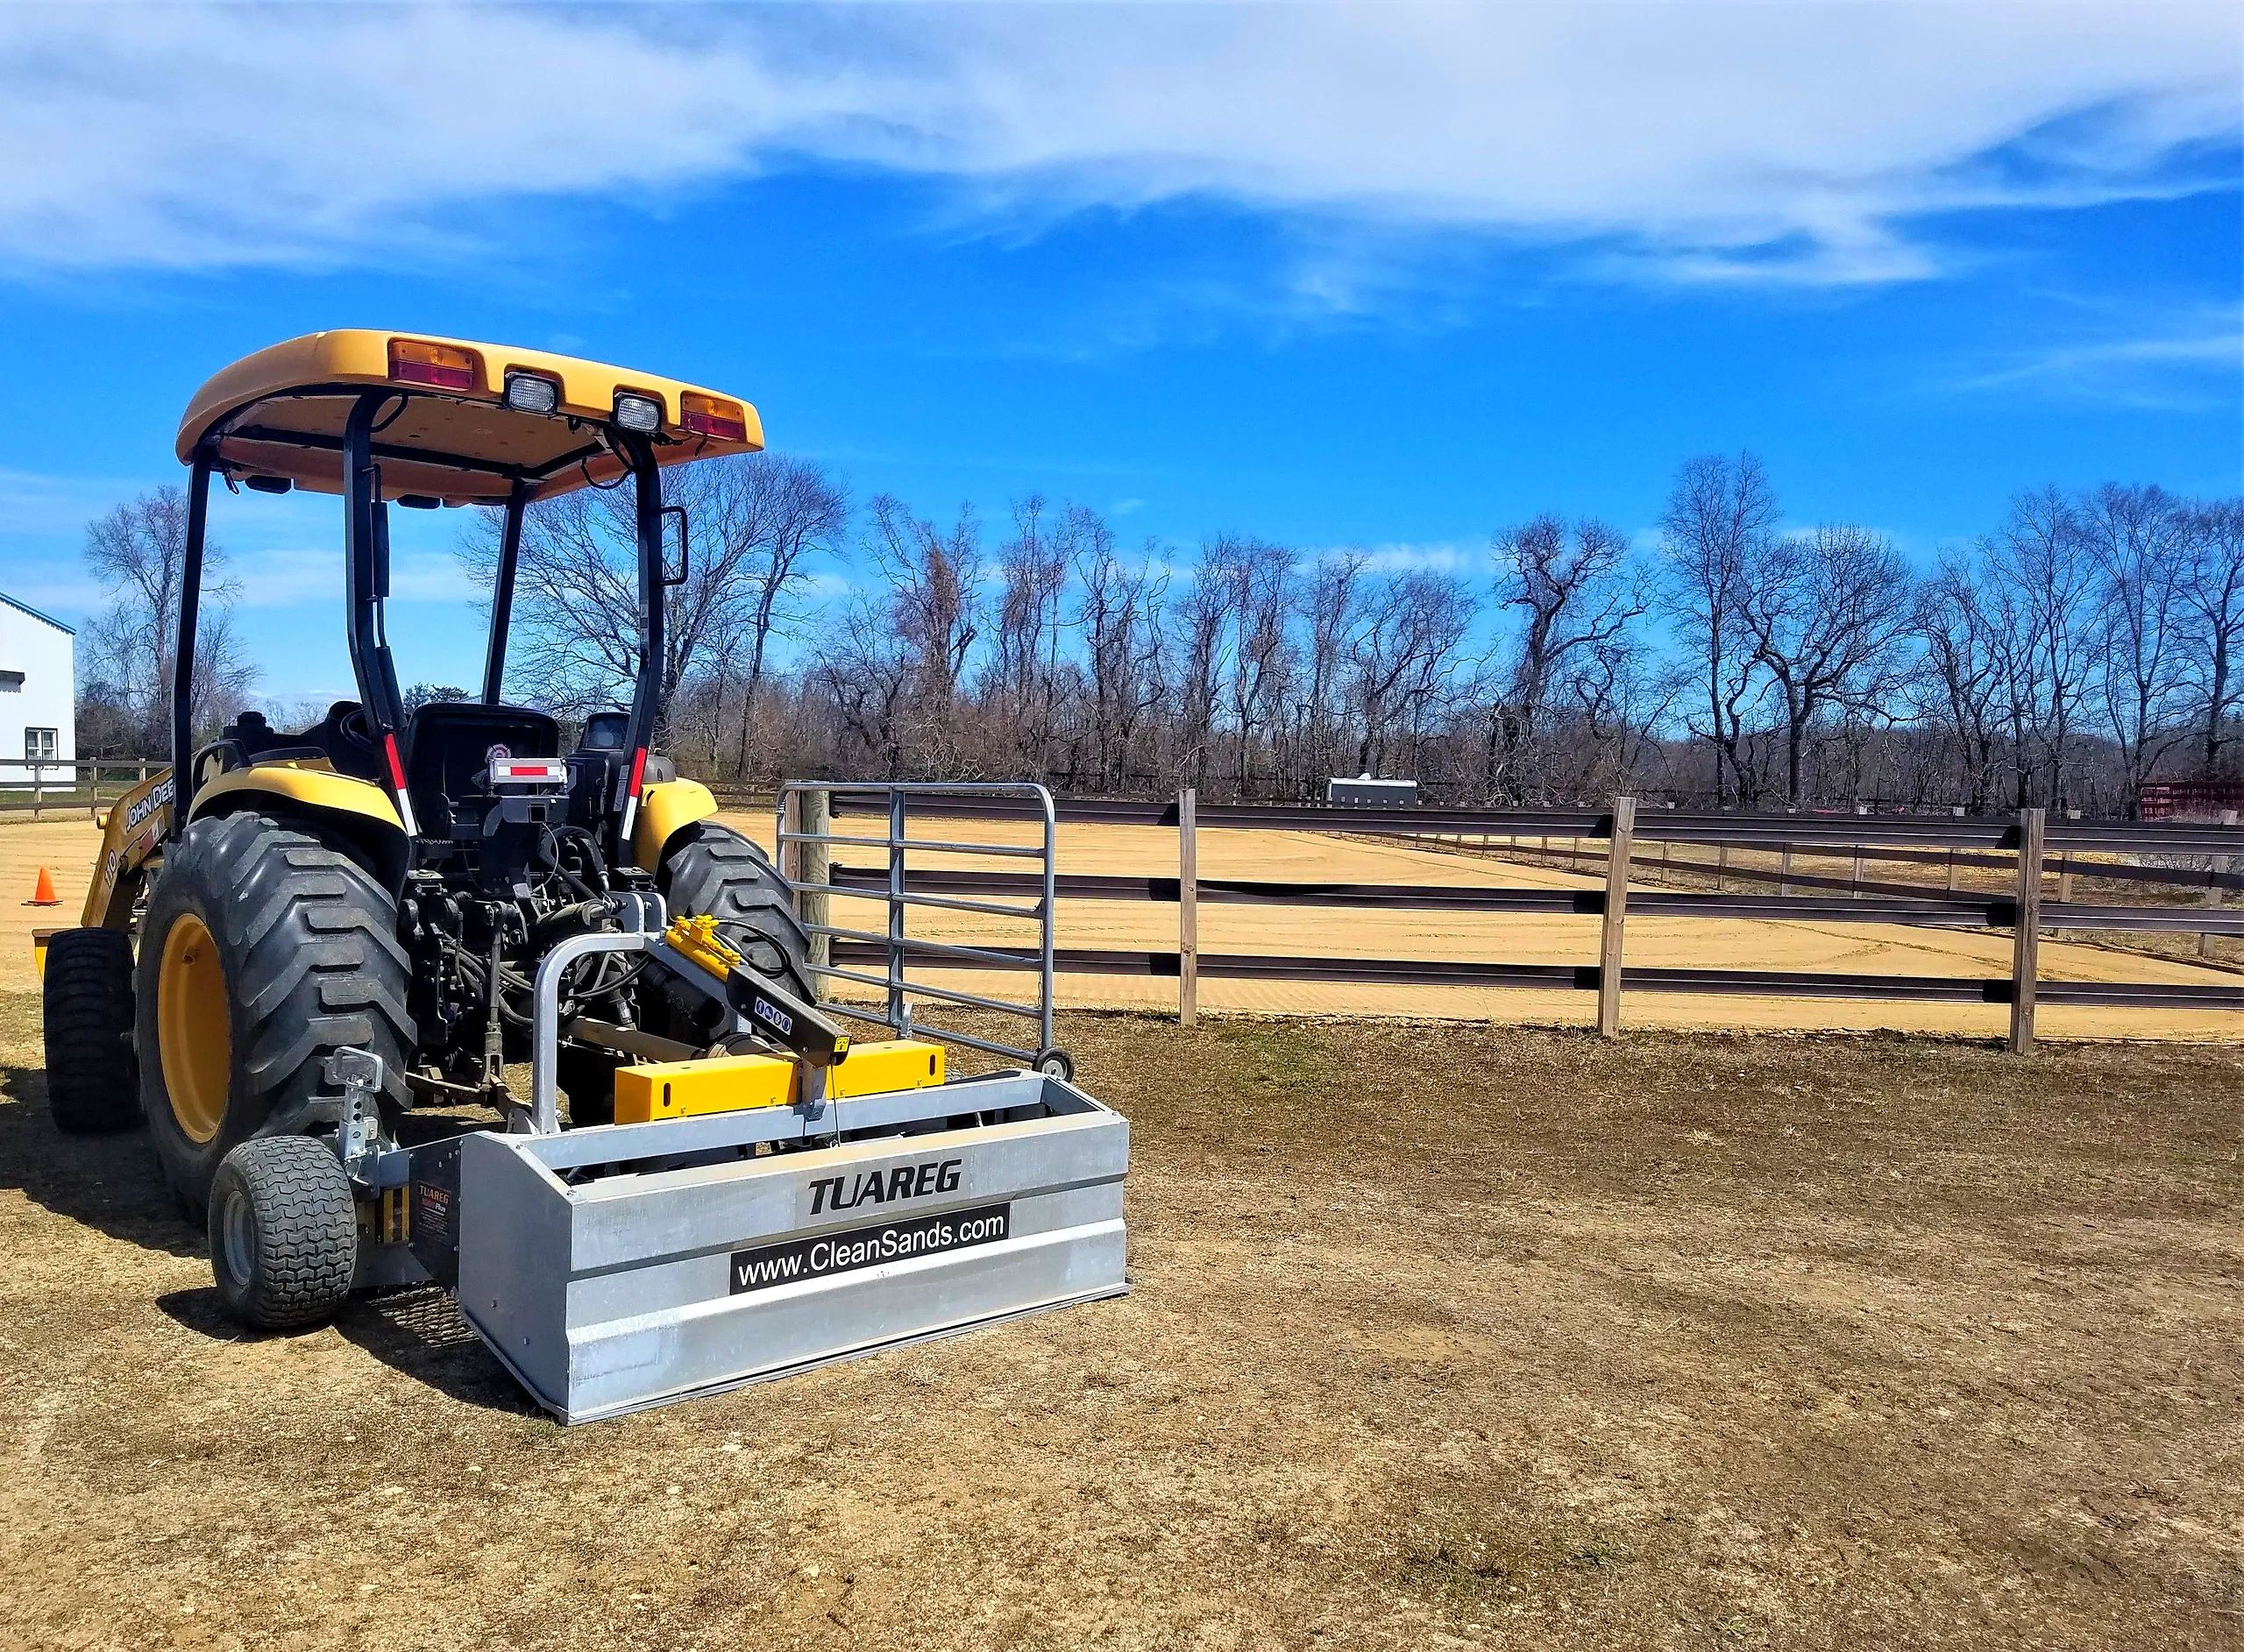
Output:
[
  {"left": 288, "top": 701, "right": 387, "bottom": 783},
  {"left": 403, "top": 699, "right": 561, "bottom": 833}
]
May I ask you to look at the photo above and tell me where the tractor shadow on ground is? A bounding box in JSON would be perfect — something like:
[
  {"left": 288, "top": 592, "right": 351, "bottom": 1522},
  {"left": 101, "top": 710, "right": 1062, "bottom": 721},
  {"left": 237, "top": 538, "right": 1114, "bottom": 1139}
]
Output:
[
  {"left": 337, "top": 1287, "right": 544, "bottom": 1416},
  {"left": 151, "top": 1279, "right": 542, "bottom": 1416},
  {"left": 0, "top": 1065, "right": 203, "bottom": 1259}
]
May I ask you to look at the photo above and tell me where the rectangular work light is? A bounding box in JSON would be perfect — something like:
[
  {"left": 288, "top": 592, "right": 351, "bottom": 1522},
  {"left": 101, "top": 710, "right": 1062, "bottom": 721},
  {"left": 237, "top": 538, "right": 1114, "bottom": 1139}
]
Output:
[
  {"left": 613, "top": 392, "right": 662, "bottom": 433},
  {"left": 503, "top": 372, "right": 559, "bottom": 415},
  {"left": 388, "top": 338, "right": 478, "bottom": 392}
]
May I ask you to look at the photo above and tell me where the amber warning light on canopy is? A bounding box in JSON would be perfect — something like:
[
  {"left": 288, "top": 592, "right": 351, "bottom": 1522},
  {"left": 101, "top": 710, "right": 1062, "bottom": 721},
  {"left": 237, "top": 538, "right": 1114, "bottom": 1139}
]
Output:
[
  {"left": 388, "top": 338, "right": 478, "bottom": 391},
  {"left": 681, "top": 392, "right": 748, "bottom": 442}
]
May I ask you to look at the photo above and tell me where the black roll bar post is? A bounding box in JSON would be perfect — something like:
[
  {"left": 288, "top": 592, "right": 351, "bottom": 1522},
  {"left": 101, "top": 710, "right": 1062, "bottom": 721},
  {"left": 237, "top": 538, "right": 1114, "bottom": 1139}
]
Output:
[
  {"left": 169, "top": 446, "right": 216, "bottom": 837},
  {"left": 481, "top": 479, "right": 529, "bottom": 704},
  {"left": 342, "top": 391, "right": 415, "bottom": 826},
  {"left": 614, "top": 429, "right": 665, "bottom": 848}
]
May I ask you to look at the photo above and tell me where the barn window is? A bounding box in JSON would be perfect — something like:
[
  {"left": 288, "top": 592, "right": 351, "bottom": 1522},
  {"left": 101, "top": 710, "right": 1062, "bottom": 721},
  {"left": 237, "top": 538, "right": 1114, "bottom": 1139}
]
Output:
[{"left": 24, "top": 727, "right": 56, "bottom": 761}]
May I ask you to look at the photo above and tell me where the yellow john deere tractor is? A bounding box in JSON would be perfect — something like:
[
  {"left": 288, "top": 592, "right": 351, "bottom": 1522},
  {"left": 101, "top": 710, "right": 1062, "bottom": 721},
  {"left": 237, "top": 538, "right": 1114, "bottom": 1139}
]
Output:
[{"left": 39, "top": 333, "right": 1126, "bottom": 1422}]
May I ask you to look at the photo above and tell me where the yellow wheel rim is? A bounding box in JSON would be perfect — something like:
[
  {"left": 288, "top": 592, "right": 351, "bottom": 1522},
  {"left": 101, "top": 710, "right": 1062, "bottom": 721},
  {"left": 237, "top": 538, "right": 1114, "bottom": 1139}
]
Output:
[{"left": 158, "top": 911, "right": 232, "bottom": 1144}]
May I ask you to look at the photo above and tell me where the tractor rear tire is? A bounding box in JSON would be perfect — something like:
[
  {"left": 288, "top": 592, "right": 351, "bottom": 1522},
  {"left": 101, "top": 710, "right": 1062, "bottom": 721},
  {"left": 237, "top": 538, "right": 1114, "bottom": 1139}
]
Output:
[
  {"left": 209, "top": 1134, "right": 359, "bottom": 1330},
  {"left": 41, "top": 927, "right": 141, "bottom": 1134},
  {"left": 138, "top": 812, "right": 414, "bottom": 1214},
  {"left": 659, "top": 824, "right": 815, "bottom": 1002}
]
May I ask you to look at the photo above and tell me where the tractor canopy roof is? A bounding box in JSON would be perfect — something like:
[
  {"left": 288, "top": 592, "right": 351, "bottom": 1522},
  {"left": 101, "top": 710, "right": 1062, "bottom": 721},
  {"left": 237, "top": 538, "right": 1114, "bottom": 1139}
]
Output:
[{"left": 174, "top": 330, "right": 763, "bottom": 505}]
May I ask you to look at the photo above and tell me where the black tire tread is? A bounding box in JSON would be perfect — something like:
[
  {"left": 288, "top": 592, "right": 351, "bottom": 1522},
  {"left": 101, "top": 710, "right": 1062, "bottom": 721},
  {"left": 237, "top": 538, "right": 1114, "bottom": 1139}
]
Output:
[
  {"left": 661, "top": 825, "right": 815, "bottom": 1001},
  {"left": 141, "top": 811, "right": 414, "bottom": 1210},
  {"left": 41, "top": 927, "right": 140, "bottom": 1134},
  {"left": 209, "top": 1134, "right": 358, "bottom": 1329}
]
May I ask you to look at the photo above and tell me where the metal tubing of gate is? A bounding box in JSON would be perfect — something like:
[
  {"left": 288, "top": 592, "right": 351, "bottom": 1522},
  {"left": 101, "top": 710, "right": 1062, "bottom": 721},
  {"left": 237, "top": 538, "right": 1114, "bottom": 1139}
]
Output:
[
  {"left": 776, "top": 782, "right": 1059, "bottom": 1063},
  {"left": 889, "top": 789, "right": 908, "bottom": 1037}
]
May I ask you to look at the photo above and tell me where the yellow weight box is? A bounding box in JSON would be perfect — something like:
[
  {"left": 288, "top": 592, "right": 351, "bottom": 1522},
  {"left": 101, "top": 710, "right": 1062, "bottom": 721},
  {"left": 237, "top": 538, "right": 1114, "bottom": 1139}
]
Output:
[{"left": 610, "top": 1039, "right": 946, "bottom": 1124}]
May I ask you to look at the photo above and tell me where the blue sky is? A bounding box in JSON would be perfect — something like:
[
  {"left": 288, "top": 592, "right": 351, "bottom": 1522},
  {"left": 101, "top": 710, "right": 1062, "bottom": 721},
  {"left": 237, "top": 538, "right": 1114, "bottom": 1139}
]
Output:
[{"left": 0, "top": 3, "right": 2238, "bottom": 707}]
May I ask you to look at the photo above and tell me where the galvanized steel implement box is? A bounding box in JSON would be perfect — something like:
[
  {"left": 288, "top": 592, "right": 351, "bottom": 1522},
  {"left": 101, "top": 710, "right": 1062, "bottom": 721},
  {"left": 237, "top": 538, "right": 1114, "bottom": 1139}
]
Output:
[{"left": 446, "top": 1070, "right": 1128, "bottom": 1423}]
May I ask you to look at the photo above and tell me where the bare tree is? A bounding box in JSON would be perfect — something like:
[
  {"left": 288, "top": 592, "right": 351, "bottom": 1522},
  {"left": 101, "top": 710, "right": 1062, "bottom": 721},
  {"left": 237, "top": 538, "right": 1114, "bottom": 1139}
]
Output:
[
  {"left": 1488, "top": 514, "right": 1644, "bottom": 802},
  {"left": 710, "top": 456, "right": 849, "bottom": 778},
  {"left": 1658, "top": 453, "right": 1779, "bottom": 805},
  {"left": 811, "top": 599, "right": 915, "bottom": 779},
  {"left": 1348, "top": 570, "right": 1475, "bottom": 776},
  {"left": 1733, "top": 524, "right": 1914, "bottom": 806},
  {"left": 849, "top": 495, "right": 985, "bottom": 776},
  {"left": 460, "top": 452, "right": 846, "bottom": 757},
  {"left": 1212, "top": 536, "right": 1294, "bottom": 797},
  {"left": 1554, "top": 635, "right": 1679, "bottom": 798},
  {"left": 82, "top": 486, "right": 256, "bottom": 749},
  {"left": 1293, "top": 551, "right": 1366, "bottom": 795},
  {"left": 1993, "top": 487, "right": 2100, "bottom": 810},
  {"left": 980, "top": 496, "right": 1073, "bottom": 778},
  {"left": 1167, "top": 542, "right": 1235, "bottom": 789},
  {"left": 1075, "top": 524, "right": 1168, "bottom": 791},
  {"left": 1913, "top": 548, "right": 2008, "bottom": 812},
  {"left": 2079, "top": 484, "right": 2193, "bottom": 813},
  {"left": 2181, "top": 498, "right": 2244, "bottom": 779}
]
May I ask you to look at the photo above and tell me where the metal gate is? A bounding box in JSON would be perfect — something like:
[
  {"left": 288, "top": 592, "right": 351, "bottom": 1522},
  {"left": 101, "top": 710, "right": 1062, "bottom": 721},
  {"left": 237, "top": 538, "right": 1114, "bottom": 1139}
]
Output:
[{"left": 775, "top": 781, "right": 1060, "bottom": 1067}]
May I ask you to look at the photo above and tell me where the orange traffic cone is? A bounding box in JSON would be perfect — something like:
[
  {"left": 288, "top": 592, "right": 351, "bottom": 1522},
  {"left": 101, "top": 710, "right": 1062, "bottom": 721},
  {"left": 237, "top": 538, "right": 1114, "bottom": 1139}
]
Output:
[{"left": 29, "top": 866, "right": 59, "bottom": 907}]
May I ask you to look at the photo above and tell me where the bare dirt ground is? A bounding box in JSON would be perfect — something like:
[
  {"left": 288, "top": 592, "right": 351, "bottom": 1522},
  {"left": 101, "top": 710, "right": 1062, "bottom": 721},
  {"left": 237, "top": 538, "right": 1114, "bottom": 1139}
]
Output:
[{"left": 2, "top": 990, "right": 2240, "bottom": 1651}]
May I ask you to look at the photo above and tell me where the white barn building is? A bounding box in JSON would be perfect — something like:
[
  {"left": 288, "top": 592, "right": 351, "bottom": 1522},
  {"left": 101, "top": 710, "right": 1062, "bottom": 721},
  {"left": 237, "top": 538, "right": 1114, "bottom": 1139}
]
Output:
[{"left": 0, "top": 592, "right": 75, "bottom": 783}]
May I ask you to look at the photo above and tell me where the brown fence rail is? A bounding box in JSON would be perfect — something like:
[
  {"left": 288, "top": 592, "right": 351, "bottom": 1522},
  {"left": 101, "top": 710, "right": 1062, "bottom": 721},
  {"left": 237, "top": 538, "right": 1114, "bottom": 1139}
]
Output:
[
  {"left": 820, "top": 791, "right": 2244, "bottom": 1050},
  {"left": 0, "top": 758, "right": 162, "bottom": 818}
]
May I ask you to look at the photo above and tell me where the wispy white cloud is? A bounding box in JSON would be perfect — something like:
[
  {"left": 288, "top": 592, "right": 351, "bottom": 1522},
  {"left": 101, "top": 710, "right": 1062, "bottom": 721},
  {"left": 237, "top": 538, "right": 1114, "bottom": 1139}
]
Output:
[
  {"left": 1, "top": 570, "right": 104, "bottom": 620},
  {"left": 0, "top": 465, "right": 150, "bottom": 539},
  {"left": 1945, "top": 303, "right": 2243, "bottom": 406},
  {"left": 0, "top": 4, "right": 2233, "bottom": 289},
  {"left": 1308, "top": 540, "right": 1479, "bottom": 576},
  {"left": 229, "top": 547, "right": 477, "bottom": 609}
]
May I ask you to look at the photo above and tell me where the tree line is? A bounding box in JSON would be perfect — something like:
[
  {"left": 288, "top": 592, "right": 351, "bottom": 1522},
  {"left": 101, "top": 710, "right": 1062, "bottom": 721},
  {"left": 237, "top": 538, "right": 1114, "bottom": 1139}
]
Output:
[{"left": 74, "top": 453, "right": 2244, "bottom": 817}]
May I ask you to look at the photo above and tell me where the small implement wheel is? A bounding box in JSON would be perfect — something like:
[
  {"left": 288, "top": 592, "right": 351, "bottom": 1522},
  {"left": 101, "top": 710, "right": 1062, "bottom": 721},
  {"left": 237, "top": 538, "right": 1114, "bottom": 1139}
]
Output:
[
  {"left": 41, "top": 927, "right": 141, "bottom": 1134},
  {"left": 1033, "top": 1047, "right": 1075, "bottom": 1083},
  {"left": 209, "top": 1134, "right": 359, "bottom": 1330}
]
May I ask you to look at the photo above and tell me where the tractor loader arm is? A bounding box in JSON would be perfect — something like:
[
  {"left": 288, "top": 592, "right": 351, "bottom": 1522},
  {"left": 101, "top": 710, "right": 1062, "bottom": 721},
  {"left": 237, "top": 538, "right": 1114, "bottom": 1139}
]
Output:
[{"left": 82, "top": 767, "right": 177, "bottom": 929}]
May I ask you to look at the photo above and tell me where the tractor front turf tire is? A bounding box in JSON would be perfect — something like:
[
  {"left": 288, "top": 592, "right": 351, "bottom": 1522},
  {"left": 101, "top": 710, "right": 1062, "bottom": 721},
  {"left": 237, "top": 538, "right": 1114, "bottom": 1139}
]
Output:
[
  {"left": 209, "top": 1134, "right": 359, "bottom": 1330},
  {"left": 41, "top": 927, "right": 141, "bottom": 1134},
  {"left": 138, "top": 812, "right": 414, "bottom": 1215},
  {"left": 661, "top": 823, "right": 815, "bottom": 1001}
]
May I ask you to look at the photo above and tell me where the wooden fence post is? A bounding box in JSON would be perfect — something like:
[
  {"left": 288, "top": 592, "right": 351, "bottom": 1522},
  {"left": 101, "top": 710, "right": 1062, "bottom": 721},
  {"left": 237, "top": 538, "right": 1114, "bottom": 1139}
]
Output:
[
  {"left": 785, "top": 789, "right": 832, "bottom": 971},
  {"left": 2009, "top": 806, "right": 2046, "bottom": 1055},
  {"left": 2205, "top": 808, "right": 2236, "bottom": 960},
  {"left": 1596, "top": 796, "right": 1636, "bottom": 1038},
  {"left": 1715, "top": 842, "right": 1729, "bottom": 894},
  {"left": 1850, "top": 845, "right": 1864, "bottom": 899},
  {"left": 1178, "top": 788, "right": 1199, "bottom": 1027},
  {"left": 1947, "top": 848, "right": 1960, "bottom": 892},
  {"left": 1778, "top": 844, "right": 1792, "bottom": 897}
]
